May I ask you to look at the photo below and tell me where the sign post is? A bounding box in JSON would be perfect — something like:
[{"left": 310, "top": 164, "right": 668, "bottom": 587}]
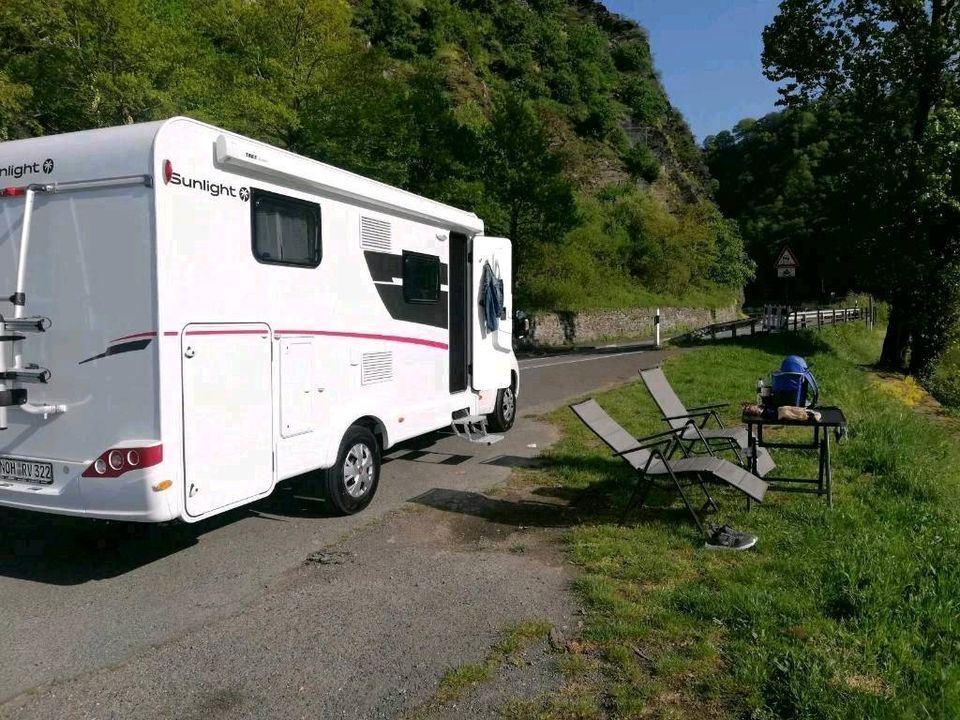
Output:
[{"left": 775, "top": 247, "right": 799, "bottom": 307}]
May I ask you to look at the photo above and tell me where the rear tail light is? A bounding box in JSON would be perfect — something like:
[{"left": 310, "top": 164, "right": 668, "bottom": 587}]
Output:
[
  {"left": 1, "top": 187, "right": 26, "bottom": 197},
  {"left": 83, "top": 445, "right": 163, "bottom": 478}
]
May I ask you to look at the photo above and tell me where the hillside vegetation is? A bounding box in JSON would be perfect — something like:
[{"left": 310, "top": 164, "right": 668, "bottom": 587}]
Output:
[{"left": 0, "top": 0, "right": 752, "bottom": 310}]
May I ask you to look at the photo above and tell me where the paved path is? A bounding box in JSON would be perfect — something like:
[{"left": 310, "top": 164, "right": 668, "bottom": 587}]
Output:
[
  {"left": 0, "top": 346, "right": 669, "bottom": 717},
  {"left": 518, "top": 348, "right": 669, "bottom": 413}
]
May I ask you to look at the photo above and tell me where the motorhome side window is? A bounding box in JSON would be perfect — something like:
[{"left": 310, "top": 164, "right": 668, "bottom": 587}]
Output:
[
  {"left": 251, "top": 189, "right": 322, "bottom": 268},
  {"left": 402, "top": 251, "right": 440, "bottom": 304}
]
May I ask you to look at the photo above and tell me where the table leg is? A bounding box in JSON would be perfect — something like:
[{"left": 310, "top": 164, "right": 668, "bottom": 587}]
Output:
[
  {"left": 747, "top": 423, "right": 755, "bottom": 512},
  {"left": 816, "top": 427, "right": 825, "bottom": 495},
  {"left": 825, "top": 429, "right": 833, "bottom": 508}
]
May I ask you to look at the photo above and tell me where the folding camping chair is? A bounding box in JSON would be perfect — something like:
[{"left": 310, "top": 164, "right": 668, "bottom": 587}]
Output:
[
  {"left": 570, "top": 399, "right": 767, "bottom": 537},
  {"left": 639, "top": 367, "right": 776, "bottom": 477}
]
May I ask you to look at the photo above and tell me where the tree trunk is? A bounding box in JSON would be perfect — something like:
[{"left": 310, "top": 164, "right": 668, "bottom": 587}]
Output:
[{"left": 879, "top": 300, "right": 911, "bottom": 370}]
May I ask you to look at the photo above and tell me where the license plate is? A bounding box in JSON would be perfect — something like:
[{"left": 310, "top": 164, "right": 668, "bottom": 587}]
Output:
[{"left": 0, "top": 457, "right": 54, "bottom": 485}]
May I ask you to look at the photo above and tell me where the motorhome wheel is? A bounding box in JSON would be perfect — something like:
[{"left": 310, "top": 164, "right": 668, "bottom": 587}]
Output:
[
  {"left": 487, "top": 386, "right": 516, "bottom": 432},
  {"left": 324, "top": 426, "right": 380, "bottom": 515}
]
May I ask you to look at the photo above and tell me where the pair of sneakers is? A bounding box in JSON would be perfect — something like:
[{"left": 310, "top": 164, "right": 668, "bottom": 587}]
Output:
[{"left": 705, "top": 524, "right": 757, "bottom": 551}]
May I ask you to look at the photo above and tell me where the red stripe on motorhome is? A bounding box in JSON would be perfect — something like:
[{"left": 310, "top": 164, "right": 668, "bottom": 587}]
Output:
[
  {"left": 275, "top": 330, "right": 447, "bottom": 350},
  {"left": 115, "top": 329, "right": 447, "bottom": 349},
  {"left": 183, "top": 329, "right": 268, "bottom": 336},
  {"left": 109, "top": 331, "right": 158, "bottom": 343}
]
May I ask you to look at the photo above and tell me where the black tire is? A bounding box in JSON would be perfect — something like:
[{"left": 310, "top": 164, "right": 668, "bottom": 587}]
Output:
[
  {"left": 487, "top": 385, "right": 517, "bottom": 433},
  {"left": 323, "top": 425, "right": 380, "bottom": 515}
]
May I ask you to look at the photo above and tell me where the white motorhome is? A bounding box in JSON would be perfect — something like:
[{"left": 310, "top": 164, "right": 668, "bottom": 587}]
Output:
[{"left": 0, "top": 117, "right": 518, "bottom": 522}]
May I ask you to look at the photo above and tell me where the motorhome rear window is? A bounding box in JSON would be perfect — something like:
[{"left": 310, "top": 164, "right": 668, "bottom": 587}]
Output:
[
  {"left": 251, "top": 189, "right": 321, "bottom": 268},
  {"left": 403, "top": 252, "right": 440, "bottom": 304}
]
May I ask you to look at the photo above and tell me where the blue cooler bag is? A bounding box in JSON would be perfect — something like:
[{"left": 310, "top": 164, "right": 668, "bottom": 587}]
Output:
[{"left": 771, "top": 355, "right": 820, "bottom": 408}]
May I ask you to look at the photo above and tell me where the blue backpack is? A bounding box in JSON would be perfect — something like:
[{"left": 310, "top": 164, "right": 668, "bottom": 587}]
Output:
[{"left": 771, "top": 355, "right": 820, "bottom": 408}]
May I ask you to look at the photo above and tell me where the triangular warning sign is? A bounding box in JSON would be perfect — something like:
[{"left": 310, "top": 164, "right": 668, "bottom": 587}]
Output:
[{"left": 775, "top": 247, "right": 799, "bottom": 268}]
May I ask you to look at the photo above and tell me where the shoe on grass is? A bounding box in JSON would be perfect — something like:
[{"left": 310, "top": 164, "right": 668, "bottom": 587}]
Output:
[{"left": 704, "top": 524, "right": 757, "bottom": 551}]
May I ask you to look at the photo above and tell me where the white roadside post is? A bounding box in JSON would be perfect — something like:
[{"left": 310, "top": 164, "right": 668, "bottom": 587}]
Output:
[{"left": 655, "top": 308, "right": 661, "bottom": 348}]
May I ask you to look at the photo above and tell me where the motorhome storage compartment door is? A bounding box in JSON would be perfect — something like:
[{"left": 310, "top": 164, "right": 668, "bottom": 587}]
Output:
[
  {"left": 182, "top": 324, "right": 274, "bottom": 517},
  {"left": 280, "top": 337, "right": 315, "bottom": 438}
]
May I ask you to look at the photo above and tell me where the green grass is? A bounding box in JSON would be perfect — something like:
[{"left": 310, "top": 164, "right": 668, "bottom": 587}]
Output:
[
  {"left": 433, "top": 620, "right": 553, "bottom": 704},
  {"left": 523, "top": 324, "right": 960, "bottom": 719},
  {"left": 436, "top": 662, "right": 495, "bottom": 704},
  {"left": 500, "top": 687, "right": 603, "bottom": 720}
]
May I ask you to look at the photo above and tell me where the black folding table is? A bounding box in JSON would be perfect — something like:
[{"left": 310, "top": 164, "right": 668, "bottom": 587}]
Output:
[{"left": 742, "top": 406, "right": 846, "bottom": 508}]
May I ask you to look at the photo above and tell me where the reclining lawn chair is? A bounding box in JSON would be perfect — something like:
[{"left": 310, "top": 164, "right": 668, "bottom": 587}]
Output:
[
  {"left": 639, "top": 367, "right": 776, "bottom": 477},
  {"left": 570, "top": 399, "right": 767, "bottom": 537}
]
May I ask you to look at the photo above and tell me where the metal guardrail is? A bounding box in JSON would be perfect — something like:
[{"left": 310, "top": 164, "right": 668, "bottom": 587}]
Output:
[
  {"left": 682, "top": 305, "right": 868, "bottom": 342},
  {"left": 761, "top": 305, "right": 865, "bottom": 332}
]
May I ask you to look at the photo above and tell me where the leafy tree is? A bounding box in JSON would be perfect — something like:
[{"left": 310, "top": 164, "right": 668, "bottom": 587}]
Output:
[
  {"left": 0, "top": 72, "right": 33, "bottom": 140},
  {"left": 704, "top": 106, "right": 856, "bottom": 303},
  {"left": 0, "top": 0, "right": 204, "bottom": 131},
  {"left": 354, "top": 0, "right": 421, "bottom": 59},
  {"left": 481, "top": 92, "right": 577, "bottom": 271},
  {"left": 191, "top": 0, "right": 360, "bottom": 152},
  {"left": 709, "top": 214, "right": 755, "bottom": 289},
  {"left": 763, "top": 0, "right": 960, "bottom": 373}
]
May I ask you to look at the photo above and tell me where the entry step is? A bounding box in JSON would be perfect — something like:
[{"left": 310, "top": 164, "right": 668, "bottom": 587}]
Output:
[{"left": 451, "top": 414, "right": 504, "bottom": 445}]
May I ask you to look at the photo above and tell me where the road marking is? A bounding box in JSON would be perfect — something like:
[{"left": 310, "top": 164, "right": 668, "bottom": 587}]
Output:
[{"left": 520, "top": 349, "right": 652, "bottom": 371}]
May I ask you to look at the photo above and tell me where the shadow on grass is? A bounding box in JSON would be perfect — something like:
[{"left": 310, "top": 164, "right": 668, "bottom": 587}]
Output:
[{"left": 411, "top": 452, "right": 719, "bottom": 540}]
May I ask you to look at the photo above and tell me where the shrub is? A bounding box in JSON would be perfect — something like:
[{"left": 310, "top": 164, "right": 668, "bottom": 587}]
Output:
[
  {"left": 622, "top": 143, "right": 660, "bottom": 182},
  {"left": 924, "top": 345, "right": 960, "bottom": 408}
]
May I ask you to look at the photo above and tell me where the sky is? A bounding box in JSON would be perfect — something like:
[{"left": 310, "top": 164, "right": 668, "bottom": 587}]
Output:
[{"left": 604, "top": 0, "right": 784, "bottom": 143}]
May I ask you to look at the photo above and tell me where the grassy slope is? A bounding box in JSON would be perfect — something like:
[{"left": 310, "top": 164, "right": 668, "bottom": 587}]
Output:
[{"left": 521, "top": 325, "right": 959, "bottom": 718}]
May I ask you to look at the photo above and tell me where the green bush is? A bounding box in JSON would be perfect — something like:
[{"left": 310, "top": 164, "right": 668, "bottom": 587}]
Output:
[
  {"left": 925, "top": 345, "right": 960, "bottom": 408},
  {"left": 618, "top": 75, "right": 666, "bottom": 124},
  {"left": 622, "top": 143, "right": 660, "bottom": 182},
  {"left": 516, "top": 187, "right": 744, "bottom": 310}
]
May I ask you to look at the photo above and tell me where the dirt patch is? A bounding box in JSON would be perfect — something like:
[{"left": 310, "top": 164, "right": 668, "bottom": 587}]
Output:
[{"left": 843, "top": 674, "right": 890, "bottom": 697}]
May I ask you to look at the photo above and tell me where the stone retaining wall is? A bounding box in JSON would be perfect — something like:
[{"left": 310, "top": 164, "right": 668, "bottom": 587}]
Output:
[{"left": 522, "top": 305, "right": 740, "bottom": 347}]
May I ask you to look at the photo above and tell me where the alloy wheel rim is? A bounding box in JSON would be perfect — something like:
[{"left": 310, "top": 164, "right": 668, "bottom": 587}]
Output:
[
  {"left": 502, "top": 388, "right": 515, "bottom": 422},
  {"left": 343, "top": 443, "right": 374, "bottom": 498}
]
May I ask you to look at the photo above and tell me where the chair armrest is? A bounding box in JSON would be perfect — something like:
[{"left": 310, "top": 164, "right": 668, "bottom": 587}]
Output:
[
  {"left": 611, "top": 427, "right": 683, "bottom": 457},
  {"left": 687, "top": 402, "right": 729, "bottom": 412},
  {"left": 661, "top": 411, "right": 711, "bottom": 422}
]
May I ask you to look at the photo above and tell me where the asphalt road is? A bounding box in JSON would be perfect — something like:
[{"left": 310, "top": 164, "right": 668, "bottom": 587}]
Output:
[{"left": 0, "top": 345, "right": 669, "bottom": 716}]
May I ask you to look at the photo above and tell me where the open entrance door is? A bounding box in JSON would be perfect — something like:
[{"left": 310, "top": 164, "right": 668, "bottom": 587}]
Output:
[
  {"left": 449, "top": 232, "right": 469, "bottom": 393},
  {"left": 471, "top": 236, "right": 513, "bottom": 392}
]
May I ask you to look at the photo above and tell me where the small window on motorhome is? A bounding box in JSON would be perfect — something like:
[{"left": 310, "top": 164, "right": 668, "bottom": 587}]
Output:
[
  {"left": 251, "top": 189, "right": 321, "bottom": 268},
  {"left": 403, "top": 252, "right": 440, "bottom": 304}
]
